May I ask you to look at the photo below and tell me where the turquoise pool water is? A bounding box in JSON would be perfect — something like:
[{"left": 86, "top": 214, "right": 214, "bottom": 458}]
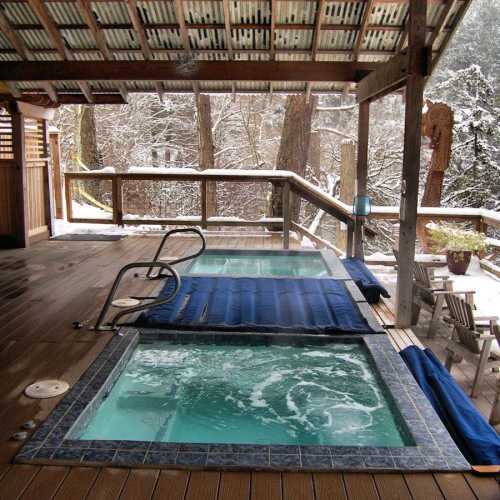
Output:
[
  {"left": 79, "top": 341, "right": 410, "bottom": 446},
  {"left": 187, "top": 252, "right": 329, "bottom": 277}
]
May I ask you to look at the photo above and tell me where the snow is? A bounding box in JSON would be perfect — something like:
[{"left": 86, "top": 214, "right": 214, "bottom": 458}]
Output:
[
  {"left": 127, "top": 167, "right": 198, "bottom": 174},
  {"left": 72, "top": 201, "right": 112, "bottom": 220}
]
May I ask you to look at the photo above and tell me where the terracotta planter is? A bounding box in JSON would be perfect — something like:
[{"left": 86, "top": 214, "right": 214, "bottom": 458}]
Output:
[{"left": 446, "top": 250, "right": 472, "bottom": 275}]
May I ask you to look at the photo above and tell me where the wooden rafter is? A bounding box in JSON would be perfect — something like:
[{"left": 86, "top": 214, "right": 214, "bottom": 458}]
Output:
[
  {"left": 311, "top": 0, "right": 326, "bottom": 60},
  {"left": 0, "top": 4, "right": 59, "bottom": 103},
  {"left": 174, "top": 0, "right": 191, "bottom": 56},
  {"left": 428, "top": 0, "right": 457, "bottom": 50},
  {"left": 222, "top": 0, "right": 233, "bottom": 59},
  {"left": 0, "top": 61, "right": 381, "bottom": 83},
  {"left": 8, "top": 22, "right": 441, "bottom": 34},
  {"left": 269, "top": 0, "right": 277, "bottom": 61},
  {"left": 75, "top": 0, "right": 127, "bottom": 103},
  {"left": 353, "top": 0, "right": 375, "bottom": 61},
  {"left": 26, "top": 0, "right": 95, "bottom": 103},
  {"left": 125, "top": 0, "right": 152, "bottom": 61},
  {"left": 75, "top": 0, "right": 112, "bottom": 60}
]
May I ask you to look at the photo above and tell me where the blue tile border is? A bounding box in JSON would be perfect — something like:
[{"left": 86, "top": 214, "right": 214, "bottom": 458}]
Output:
[{"left": 13, "top": 329, "right": 469, "bottom": 472}]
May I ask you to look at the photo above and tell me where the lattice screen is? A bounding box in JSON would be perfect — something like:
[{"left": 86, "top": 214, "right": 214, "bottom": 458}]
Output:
[{"left": 0, "top": 108, "right": 13, "bottom": 160}]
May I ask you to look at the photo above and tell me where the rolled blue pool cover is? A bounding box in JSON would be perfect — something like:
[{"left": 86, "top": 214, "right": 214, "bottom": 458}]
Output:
[
  {"left": 138, "top": 276, "right": 377, "bottom": 334},
  {"left": 341, "top": 257, "right": 390, "bottom": 304},
  {"left": 400, "top": 345, "right": 500, "bottom": 465}
]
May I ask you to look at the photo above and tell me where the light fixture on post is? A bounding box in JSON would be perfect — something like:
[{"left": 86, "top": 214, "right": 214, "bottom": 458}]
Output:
[{"left": 353, "top": 195, "right": 372, "bottom": 217}]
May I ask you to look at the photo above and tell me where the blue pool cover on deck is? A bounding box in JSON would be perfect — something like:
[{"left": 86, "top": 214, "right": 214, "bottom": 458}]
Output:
[
  {"left": 138, "top": 276, "right": 377, "bottom": 334},
  {"left": 342, "top": 257, "right": 390, "bottom": 304},
  {"left": 401, "top": 346, "right": 500, "bottom": 465}
]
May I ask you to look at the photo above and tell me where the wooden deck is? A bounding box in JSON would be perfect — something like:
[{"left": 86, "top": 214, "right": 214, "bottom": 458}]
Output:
[{"left": 0, "top": 235, "right": 498, "bottom": 500}]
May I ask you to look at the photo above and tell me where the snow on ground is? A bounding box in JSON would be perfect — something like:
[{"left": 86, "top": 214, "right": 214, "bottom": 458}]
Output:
[{"left": 372, "top": 256, "right": 500, "bottom": 352}]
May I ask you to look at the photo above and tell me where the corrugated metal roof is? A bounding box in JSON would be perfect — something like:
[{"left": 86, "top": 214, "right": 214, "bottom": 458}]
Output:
[{"left": 0, "top": 0, "right": 471, "bottom": 99}]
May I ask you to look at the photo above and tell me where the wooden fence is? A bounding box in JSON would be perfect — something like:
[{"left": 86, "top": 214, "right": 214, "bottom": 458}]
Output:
[{"left": 64, "top": 170, "right": 500, "bottom": 259}]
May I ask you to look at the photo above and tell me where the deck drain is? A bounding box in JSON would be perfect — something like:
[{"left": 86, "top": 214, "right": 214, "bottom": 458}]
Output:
[
  {"left": 24, "top": 380, "right": 69, "bottom": 399},
  {"left": 111, "top": 298, "right": 140, "bottom": 308}
]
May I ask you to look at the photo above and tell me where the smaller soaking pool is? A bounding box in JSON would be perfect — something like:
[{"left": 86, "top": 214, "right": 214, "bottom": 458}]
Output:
[
  {"left": 78, "top": 340, "right": 410, "bottom": 447},
  {"left": 184, "top": 249, "right": 331, "bottom": 277}
]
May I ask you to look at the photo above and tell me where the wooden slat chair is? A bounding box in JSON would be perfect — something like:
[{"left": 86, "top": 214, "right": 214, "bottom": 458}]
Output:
[
  {"left": 393, "top": 248, "right": 453, "bottom": 336},
  {"left": 444, "top": 292, "right": 500, "bottom": 399}
]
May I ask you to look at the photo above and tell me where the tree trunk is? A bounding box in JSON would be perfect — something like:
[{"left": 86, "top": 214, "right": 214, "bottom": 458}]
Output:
[
  {"left": 308, "top": 131, "right": 321, "bottom": 181},
  {"left": 196, "top": 94, "right": 216, "bottom": 218},
  {"left": 269, "top": 94, "right": 317, "bottom": 226},
  {"left": 79, "top": 105, "right": 103, "bottom": 202},
  {"left": 418, "top": 101, "right": 453, "bottom": 250},
  {"left": 79, "top": 105, "right": 100, "bottom": 169},
  {"left": 336, "top": 140, "right": 356, "bottom": 251}
]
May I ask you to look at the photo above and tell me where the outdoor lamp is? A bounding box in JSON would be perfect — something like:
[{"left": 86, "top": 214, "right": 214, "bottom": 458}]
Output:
[{"left": 353, "top": 195, "right": 372, "bottom": 217}]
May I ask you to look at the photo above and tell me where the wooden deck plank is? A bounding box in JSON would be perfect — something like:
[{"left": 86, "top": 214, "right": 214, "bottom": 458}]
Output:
[
  {"left": 343, "top": 473, "right": 379, "bottom": 500},
  {"left": 86, "top": 468, "right": 129, "bottom": 500},
  {"left": 218, "top": 472, "right": 251, "bottom": 500},
  {"left": 0, "top": 465, "right": 40, "bottom": 500},
  {"left": 463, "top": 473, "right": 500, "bottom": 500},
  {"left": 185, "top": 471, "right": 220, "bottom": 500},
  {"left": 433, "top": 473, "right": 476, "bottom": 500},
  {"left": 313, "top": 473, "right": 347, "bottom": 500},
  {"left": 19, "top": 466, "right": 68, "bottom": 500},
  {"left": 119, "top": 469, "right": 159, "bottom": 500},
  {"left": 373, "top": 474, "right": 411, "bottom": 500},
  {"left": 404, "top": 473, "right": 444, "bottom": 500},
  {"left": 251, "top": 472, "right": 282, "bottom": 500},
  {"left": 152, "top": 470, "right": 190, "bottom": 500},
  {"left": 282, "top": 473, "right": 314, "bottom": 500},
  {"left": 52, "top": 466, "right": 100, "bottom": 500}
]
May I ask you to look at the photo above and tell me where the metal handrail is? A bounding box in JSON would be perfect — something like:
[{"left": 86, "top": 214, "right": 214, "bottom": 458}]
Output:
[
  {"left": 94, "top": 261, "right": 181, "bottom": 331},
  {"left": 146, "top": 227, "right": 206, "bottom": 279}
]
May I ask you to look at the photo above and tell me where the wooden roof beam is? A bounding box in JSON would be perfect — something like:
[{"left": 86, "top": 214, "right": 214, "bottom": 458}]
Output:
[
  {"left": 222, "top": 0, "right": 233, "bottom": 59},
  {"left": 0, "top": 61, "right": 381, "bottom": 83},
  {"left": 270, "top": 0, "right": 277, "bottom": 60},
  {"left": 75, "top": 0, "right": 112, "bottom": 60},
  {"left": 353, "top": 0, "right": 375, "bottom": 60},
  {"left": 428, "top": 0, "right": 456, "bottom": 49},
  {"left": 0, "top": 5, "right": 60, "bottom": 104},
  {"left": 311, "top": 0, "right": 326, "bottom": 61},
  {"left": 0, "top": 7, "right": 30, "bottom": 59},
  {"left": 125, "top": 0, "right": 152, "bottom": 60},
  {"left": 26, "top": 0, "right": 91, "bottom": 102}
]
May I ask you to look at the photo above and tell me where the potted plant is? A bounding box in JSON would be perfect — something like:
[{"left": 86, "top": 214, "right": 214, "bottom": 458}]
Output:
[{"left": 427, "top": 223, "right": 487, "bottom": 275}]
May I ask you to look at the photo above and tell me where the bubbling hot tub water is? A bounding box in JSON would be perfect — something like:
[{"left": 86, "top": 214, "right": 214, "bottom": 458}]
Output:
[{"left": 79, "top": 340, "right": 410, "bottom": 447}]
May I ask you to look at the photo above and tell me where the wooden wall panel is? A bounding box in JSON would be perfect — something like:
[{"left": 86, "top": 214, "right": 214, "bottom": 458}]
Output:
[{"left": 0, "top": 163, "right": 16, "bottom": 235}]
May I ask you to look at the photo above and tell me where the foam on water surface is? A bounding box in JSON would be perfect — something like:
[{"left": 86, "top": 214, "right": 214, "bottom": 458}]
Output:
[{"left": 79, "top": 341, "right": 410, "bottom": 446}]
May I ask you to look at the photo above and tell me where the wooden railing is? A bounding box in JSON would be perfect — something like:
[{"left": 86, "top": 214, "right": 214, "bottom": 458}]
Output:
[
  {"left": 64, "top": 170, "right": 355, "bottom": 251},
  {"left": 64, "top": 169, "right": 500, "bottom": 256}
]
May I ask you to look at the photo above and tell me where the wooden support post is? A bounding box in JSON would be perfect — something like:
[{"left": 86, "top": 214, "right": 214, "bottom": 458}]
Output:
[
  {"left": 283, "top": 181, "right": 291, "bottom": 249},
  {"left": 396, "top": 0, "right": 427, "bottom": 327},
  {"left": 112, "top": 176, "right": 123, "bottom": 226},
  {"left": 12, "top": 111, "right": 29, "bottom": 248},
  {"left": 201, "top": 180, "right": 208, "bottom": 229},
  {"left": 64, "top": 175, "right": 73, "bottom": 222},
  {"left": 336, "top": 140, "right": 356, "bottom": 253},
  {"left": 49, "top": 130, "right": 63, "bottom": 218},
  {"left": 346, "top": 224, "right": 354, "bottom": 257},
  {"left": 42, "top": 119, "right": 55, "bottom": 236},
  {"left": 354, "top": 101, "right": 370, "bottom": 260}
]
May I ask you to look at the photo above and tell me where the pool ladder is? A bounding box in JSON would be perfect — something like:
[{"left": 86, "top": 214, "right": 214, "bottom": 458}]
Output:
[{"left": 91, "top": 228, "right": 206, "bottom": 331}]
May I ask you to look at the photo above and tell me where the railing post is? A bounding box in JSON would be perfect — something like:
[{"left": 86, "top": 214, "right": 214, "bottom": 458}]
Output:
[
  {"left": 201, "top": 179, "right": 208, "bottom": 229},
  {"left": 283, "top": 180, "right": 290, "bottom": 249},
  {"left": 346, "top": 223, "right": 354, "bottom": 257},
  {"left": 64, "top": 174, "right": 73, "bottom": 222},
  {"left": 112, "top": 175, "right": 123, "bottom": 226}
]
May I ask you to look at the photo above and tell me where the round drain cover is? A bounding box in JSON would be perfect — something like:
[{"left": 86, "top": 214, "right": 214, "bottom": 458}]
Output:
[
  {"left": 111, "top": 298, "right": 140, "bottom": 308},
  {"left": 25, "top": 380, "right": 69, "bottom": 399}
]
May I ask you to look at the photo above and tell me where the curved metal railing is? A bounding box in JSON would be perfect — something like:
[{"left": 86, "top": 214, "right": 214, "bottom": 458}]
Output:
[
  {"left": 93, "top": 261, "right": 181, "bottom": 331},
  {"left": 145, "top": 227, "right": 206, "bottom": 279}
]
